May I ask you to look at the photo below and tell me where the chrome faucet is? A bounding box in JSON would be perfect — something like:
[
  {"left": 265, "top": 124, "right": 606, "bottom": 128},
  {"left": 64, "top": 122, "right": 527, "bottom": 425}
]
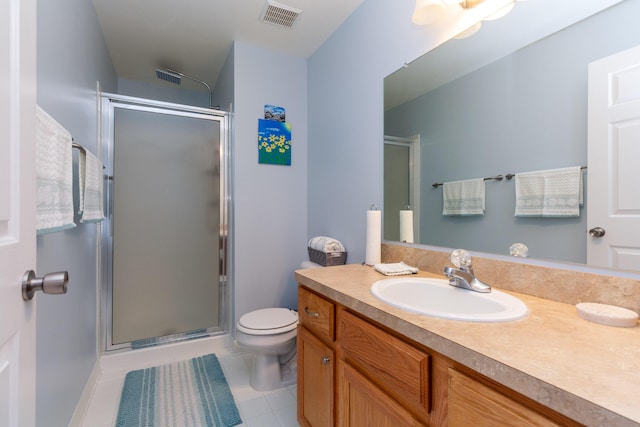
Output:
[{"left": 444, "top": 249, "right": 491, "bottom": 293}]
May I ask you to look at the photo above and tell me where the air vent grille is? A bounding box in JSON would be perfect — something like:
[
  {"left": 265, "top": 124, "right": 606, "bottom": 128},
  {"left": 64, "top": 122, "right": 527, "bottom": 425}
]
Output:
[{"left": 260, "top": 0, "right": 302, "bottom": 28}]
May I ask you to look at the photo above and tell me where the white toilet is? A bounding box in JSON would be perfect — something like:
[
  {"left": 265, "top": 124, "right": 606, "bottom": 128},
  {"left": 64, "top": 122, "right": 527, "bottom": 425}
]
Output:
[{"left": 236, "top": 307, "right": 299, "bottom": 391}]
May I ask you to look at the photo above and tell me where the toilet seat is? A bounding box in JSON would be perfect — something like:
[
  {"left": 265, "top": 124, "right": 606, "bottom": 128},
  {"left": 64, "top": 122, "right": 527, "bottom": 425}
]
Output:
[{"left": 237, "top": 308, "right": 298, "bottom": 335}]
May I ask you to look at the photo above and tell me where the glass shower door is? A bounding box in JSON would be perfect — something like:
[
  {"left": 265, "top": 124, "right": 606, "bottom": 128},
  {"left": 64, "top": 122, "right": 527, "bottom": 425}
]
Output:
[{"left": 107, "top": 102, "right": 224, "bottom": 347}]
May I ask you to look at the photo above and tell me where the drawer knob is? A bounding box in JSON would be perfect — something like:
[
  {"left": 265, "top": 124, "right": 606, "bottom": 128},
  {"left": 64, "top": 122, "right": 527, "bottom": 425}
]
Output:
[
  {"left": 322, "top": 356, "right": 331, "bottom": 365},
  {"left": 304, "top": 307, "right": 320, "bottom": 318}
]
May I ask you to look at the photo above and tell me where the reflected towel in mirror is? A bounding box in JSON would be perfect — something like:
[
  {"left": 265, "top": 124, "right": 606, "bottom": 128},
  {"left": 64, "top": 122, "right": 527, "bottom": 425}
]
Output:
[
  {"left": 514, "top": 166, "right": 582, "bottom": 217},
  {"left": 442, "top": 178, "right": 485, "bottom": 216}
]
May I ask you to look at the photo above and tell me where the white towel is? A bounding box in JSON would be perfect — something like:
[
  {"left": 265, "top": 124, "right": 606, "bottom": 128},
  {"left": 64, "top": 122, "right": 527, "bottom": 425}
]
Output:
[
  {"left": 515, "top": 166, "right": 582, "bottom": 217},
  {"left": 308, "top": 236, "right": 345, "bottom": 253},
  {"left": 442, "top": 178, "right": 485, "bottom": 216},
  {"left": 374, "top": 262, "right": 419, "bottom": 276},
  {"left": 36, "top": 106, "right": 75, "bottom": 234},
  {"left": 78, "top": 149, "right": 104, "bottom": 223}
]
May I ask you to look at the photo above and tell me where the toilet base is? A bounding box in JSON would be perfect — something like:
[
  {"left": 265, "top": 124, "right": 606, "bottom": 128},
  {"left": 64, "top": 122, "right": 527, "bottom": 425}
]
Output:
[{"left": 249, "top": 353, "right": 297, "bottom": 391}]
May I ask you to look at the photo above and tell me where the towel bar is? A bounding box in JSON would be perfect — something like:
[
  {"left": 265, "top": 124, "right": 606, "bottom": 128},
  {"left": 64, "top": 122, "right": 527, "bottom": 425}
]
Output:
[
  {"left": 432, "top": 175, "right": 503, "bottom": 188},
  {"left": 505, "top": 166, "right": 587, "bottom": 180}
]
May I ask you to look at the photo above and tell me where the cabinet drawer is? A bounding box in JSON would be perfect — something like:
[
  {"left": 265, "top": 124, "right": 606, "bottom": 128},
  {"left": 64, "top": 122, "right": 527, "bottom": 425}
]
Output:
[
  {"left": 338, "top": 310, "right": 431, "bottom": 419},
  {"left": 298, "top": 287, "right": 335, "bottom": 343}
]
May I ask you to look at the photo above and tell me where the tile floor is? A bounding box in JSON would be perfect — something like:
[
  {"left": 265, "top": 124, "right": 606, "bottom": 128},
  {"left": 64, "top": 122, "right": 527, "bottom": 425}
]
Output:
[{"left": 82, "top": 335, "right": 300, "bottom": 427}]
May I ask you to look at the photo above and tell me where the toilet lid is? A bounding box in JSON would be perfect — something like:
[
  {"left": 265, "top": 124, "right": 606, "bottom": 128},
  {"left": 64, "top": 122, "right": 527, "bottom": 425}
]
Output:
[{"left": 238, "top": 308, "right": 298, "bottom": 331}]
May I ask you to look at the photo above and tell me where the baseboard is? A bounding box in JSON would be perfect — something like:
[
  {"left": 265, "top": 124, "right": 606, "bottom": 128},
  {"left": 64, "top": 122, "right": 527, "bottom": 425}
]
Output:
[{"left": 68, "top": 360, "right": 101, "bottom": 427}]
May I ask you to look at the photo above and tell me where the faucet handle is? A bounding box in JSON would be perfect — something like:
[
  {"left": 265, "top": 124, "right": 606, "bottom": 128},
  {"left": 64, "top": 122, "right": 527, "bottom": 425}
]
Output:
[{"left": 450, "top": 249, "right": 472, "bottom": 269}]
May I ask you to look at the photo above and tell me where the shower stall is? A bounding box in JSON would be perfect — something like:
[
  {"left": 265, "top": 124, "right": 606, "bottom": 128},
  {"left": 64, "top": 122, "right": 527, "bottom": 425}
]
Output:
[{"left": 100, "top": 93, "right": 230, "bottom": 351}]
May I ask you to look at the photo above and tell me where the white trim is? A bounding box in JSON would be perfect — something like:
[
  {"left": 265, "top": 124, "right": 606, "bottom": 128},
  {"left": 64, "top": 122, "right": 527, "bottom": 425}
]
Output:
[
  {"left": 384, "top": 135, "right": 421, "bottom": 241},
  {"left": 68, "top": 361, "right": 101, "bottom": 427}
]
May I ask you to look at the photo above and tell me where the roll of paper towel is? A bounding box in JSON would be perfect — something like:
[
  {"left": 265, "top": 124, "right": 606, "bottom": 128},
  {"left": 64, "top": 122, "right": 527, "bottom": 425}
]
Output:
[
  {"left": 399, "top": 209, "right": 414, "bottom": 243},
  {"left": 365, "top": 208, "right": 381, "bottom": 265}
]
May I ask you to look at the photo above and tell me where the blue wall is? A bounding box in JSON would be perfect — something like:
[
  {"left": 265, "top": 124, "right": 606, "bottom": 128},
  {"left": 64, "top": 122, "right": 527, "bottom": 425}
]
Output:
[
  {"left": 117, "top": 77, "right": 210, "bottom": 106},
  {"left": 307, "top": 0, "right": 629, "bottom": 265},
  {"left": 307, "top": 0, "right": 441, "bottom": 263},
  {"left": 232, "top": 41, "right": 308, "bottom": 330},
  {"left": 384, "top": 0, "right": 640, "bottom": 264},
  {"left": 36, "top": 0, "right": 116, "bottom": 425}
]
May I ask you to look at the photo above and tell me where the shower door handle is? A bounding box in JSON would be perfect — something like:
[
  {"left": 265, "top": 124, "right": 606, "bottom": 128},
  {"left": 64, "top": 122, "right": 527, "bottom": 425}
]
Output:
[{"left": 22, "top": 270, "right": 69, "bottom": 301}]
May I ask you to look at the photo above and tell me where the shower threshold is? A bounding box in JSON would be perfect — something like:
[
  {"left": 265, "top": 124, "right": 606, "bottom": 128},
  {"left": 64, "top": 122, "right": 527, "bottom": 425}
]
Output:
[{"left": 108, "top": 327, "right": 226, "bottom": 352}]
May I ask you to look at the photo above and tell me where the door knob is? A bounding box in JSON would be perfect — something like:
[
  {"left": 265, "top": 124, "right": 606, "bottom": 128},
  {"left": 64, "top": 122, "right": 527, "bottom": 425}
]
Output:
[
  {"left": 22, "top": 270, "right": 69, "bottom": 301},
  {"left": 588, "top": 227, "right": 606, "bottom": 238}
]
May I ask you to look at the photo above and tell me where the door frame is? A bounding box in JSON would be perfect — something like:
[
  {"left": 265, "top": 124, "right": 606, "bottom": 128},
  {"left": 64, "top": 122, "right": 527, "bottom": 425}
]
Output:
[
  {"left": 99, "top": 93, "right": 231, "bottom": 351},
  {"left": 384, "top": 135, "right": 421, "bottom": 242}
]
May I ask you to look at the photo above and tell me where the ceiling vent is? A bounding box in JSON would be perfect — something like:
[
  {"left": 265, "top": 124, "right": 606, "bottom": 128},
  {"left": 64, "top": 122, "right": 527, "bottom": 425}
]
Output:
[{"left": 260, "top": 0, "right": 302, "bottom": 29}]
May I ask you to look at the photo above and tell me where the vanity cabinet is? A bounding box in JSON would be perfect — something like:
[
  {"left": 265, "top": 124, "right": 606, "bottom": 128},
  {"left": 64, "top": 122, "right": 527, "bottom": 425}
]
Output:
[
  {"left": 337, "top": 359, "right": 426, "bottom": 426},
  {"left": 298, "top": 284, "right": 584, "bottom": 427},
  {"left": 298, "top": 287, "right": 336, "bottom": 427},
  {"left": 448, "top": 369, "right": 568, "bottom": 427},
  {"left": 338, "top": 310, "right": 430, "bottom": 424}
]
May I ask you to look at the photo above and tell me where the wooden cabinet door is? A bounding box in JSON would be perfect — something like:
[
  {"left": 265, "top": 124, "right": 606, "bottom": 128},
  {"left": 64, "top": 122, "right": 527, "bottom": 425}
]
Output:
[
  {"left": 448, "top": 369, "right": 564, "bottom": 427},
  {"left": 337, "top": 360, "right": 426, "bottom": 427},
  {"left": 298, "top": 326, "right": 335, "bottom": 427}
]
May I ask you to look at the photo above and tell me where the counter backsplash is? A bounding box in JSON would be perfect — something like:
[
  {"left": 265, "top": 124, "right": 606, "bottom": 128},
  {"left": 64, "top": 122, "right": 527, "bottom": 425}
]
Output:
[{"left": 382, "top": 243, "right": 640, "bottom": 314}]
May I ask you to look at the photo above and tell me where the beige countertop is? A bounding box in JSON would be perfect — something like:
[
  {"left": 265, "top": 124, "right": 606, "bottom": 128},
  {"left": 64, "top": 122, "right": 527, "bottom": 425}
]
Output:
[{"left": 295, "top": 264, "right": 640, "bottom": 427}]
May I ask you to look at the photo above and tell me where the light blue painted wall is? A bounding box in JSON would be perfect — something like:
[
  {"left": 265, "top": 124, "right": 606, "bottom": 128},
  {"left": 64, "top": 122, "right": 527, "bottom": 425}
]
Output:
[
  {"left": 308, "top": 0, "right": 436, "bottom": 263},
  {"left": 232, "top": 41, "right": 307, "bottom": 331},
  {"left": 384, "top": 0, "right": 640, "bottom": 264},
  {"left": 117, "top": 77, "right": 210, "bottom": 106},
  {"left": 36, "top": 0, "right": 116, "bottom": 425},
  {"left": 213, "top": 47, "right": 235, "bottom": 112},
  {"left": 307, "top": 0, "right": 636, "bottom": 265}
]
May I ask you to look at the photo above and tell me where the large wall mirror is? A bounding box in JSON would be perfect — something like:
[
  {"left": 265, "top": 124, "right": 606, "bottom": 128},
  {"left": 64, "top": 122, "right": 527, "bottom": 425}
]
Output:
[{"left": 384, "top": 0, "right": 640, "bottom": 273}]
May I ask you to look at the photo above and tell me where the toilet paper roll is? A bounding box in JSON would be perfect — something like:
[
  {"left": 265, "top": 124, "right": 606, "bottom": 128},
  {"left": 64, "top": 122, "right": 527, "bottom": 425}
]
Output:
[
  {"left": 365, "top": 209, "right": 381, "bottom": 265},
  {"left": 399, "top": 210, "right": 414, "bottom": 243}
]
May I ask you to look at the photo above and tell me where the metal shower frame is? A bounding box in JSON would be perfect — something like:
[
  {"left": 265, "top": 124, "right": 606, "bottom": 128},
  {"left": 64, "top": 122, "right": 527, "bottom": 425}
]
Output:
[{"left": 99, "top": 92, "right": 232, "bottom": 352}]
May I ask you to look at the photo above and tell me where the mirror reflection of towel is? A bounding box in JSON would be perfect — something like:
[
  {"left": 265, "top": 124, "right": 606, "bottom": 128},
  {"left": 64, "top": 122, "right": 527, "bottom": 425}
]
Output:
[
  {"left": 442, "top": 178, "right": 485, "bottom": 216},
  {"left": 515, "top": 167, "right": 582, "bottom": 217}
]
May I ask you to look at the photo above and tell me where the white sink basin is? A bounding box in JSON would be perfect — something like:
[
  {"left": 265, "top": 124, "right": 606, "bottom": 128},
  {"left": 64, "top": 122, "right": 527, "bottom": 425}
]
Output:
[{"left": 370, "top": 277, "right": 528, "bottom": 322}]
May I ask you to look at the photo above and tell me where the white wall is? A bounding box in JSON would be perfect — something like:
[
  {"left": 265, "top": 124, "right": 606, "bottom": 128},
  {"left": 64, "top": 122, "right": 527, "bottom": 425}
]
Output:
[
  {"left": 36, "top": 0, "right": 117, "bottom": 425},
  {"left": 232, "top": 41, "right": 308, "bottom": 330}
]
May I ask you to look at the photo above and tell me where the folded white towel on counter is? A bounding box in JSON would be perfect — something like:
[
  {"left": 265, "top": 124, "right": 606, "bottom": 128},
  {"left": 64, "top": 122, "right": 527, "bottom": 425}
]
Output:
[
  {"left": 374, "top": 262, "right": 419, "bottom": 276},
  {"left": 515, "top": 166, "right": 582, "bottom": 217},
  {"left": 308, "top": 236, "right": 345, "bottom": 253},
  {"left": 78, "top": 149, "right": 104, "bottom": 223},
  {"left": 36, "top": 106, "right": 75, "bottom": 234},
  {"left": 442, "top": 178, "right": 486, "bottom": 216}
]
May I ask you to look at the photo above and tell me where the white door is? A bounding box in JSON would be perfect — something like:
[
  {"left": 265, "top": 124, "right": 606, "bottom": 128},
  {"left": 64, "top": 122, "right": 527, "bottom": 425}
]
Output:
[
  {"left": 0, "top": 0, "right": 37, "bottom": 425},
  {"left": 587, "top": 44, "right": 640, "bottom": 271}
]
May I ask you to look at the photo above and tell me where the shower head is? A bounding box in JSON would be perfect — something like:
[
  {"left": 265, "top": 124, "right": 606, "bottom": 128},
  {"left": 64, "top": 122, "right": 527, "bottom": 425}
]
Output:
[
  {"left": 155, "top": 68, "right": 182, "bottom": 85},
  {"left": 155, "top": 67, "right": 214, "bottom": 108}
]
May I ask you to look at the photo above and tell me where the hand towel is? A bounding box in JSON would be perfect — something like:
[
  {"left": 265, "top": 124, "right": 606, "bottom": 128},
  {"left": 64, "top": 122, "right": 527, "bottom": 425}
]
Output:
[
  {"left": 308, "top": 236, "right": 345, "bottom": 253},
  {"left": 442, "top": 178, "right": 485, "bottom": 216},
  {"left": 514, "top": 166, "right": 582, "bottom": 217},
  {"left": 374, "top": 262, "right": 419, "bottom": 276},
  {"left": 78, "top": 149, "right": 104, "bottom": 222},
  {"left": 36, "top": 106, "right": 75, "bottom": 234}
]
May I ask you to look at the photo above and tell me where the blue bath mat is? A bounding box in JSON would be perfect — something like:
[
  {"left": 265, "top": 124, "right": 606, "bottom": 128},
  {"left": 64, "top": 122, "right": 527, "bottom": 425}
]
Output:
[{"left": 116, "top": 353, "right": 242, "bottom": 427}]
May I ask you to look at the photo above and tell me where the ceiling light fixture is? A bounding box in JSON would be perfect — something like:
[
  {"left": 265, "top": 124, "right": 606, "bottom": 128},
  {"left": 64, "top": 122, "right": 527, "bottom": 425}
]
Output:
[
  {"left": 412, "top": 0, "right": 520, "bottom": 40},
  {"left": 411, "top": 0, "right": 446, "bottom": 26}
]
